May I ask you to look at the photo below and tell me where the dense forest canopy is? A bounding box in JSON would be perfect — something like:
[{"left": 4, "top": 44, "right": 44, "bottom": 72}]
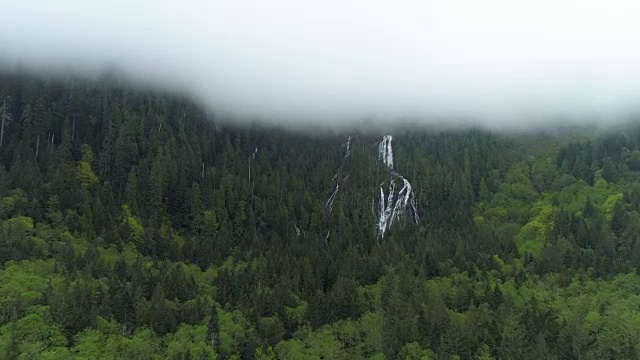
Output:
[{"left": 2, "top": 72, "right": 640, "bottom": 359}]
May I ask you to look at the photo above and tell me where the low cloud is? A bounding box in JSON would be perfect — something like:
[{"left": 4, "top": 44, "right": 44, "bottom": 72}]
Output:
[{"left": 3, "top": 0, "right": 640, "bottom": 129}]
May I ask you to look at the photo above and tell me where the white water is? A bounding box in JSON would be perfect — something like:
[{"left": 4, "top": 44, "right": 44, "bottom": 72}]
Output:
[
  {"left": 322, "top": 134, "right": 419, "bottom": 239},
  {"left": 377, "top": 180, "right": 397, "bottom": 238},
  {"left": 376, "top": 135, "right": 419, "bottom": 238},
  {"left": 325, "top": 136, "right": 352, "bottom": 214},
  {"left": 325, "top": 183, "right": 339, "bottom": 211},
  {"left": 344, "top": 136, "right": 352, "bottom": 159},
  {"left": 378, "top": 135, "right": 393, "bottom": 169}
]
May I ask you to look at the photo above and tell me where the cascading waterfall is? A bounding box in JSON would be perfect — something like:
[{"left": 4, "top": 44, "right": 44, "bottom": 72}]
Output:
[
  {"left": 391, "top": 177, "right": 419, "bottom": 224},
  {"left": 324, "top": 136, "right": 353, "bottom": 213},
  {"left": 322, "top": 136, "right": 354, "bottom": 241},
  {"left": 344, "top": 136, "right": 352, "bottom": 159},
  {"left": 378, "top": 135, "right": 394, "bottom": 169},
  {"left": 321, "top": 135, "right": 419, "bottom": 239},
  {"left": 376, "top": 135, "right": 419, "bottom": 238},
  {"left": 343, "top": 136, "right": 352, "bottom": 160},
  {"left": 325, "top": 183, "right": 339, "bottom": 211}
]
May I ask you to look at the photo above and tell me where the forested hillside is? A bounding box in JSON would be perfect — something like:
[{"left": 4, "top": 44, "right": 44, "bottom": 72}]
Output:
[{"left": 2, "top": 72, "right": 640, "bottom": 359}]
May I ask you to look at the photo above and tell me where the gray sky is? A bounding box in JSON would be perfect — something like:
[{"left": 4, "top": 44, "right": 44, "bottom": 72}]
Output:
[{"left": 3, "top": 0, "right": 640, "bottom": 128}]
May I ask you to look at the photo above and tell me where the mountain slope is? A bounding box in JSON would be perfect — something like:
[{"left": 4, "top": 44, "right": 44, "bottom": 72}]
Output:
[{"left": 2, "top": 73, "right": 640, "bottom": 358}]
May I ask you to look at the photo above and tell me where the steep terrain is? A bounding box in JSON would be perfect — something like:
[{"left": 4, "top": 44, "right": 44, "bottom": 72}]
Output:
[{"left": 2, "top": 73, "right": 640, "bottom": 359}]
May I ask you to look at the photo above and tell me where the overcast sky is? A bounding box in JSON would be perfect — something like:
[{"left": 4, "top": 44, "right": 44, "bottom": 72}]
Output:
[{"left": 2, "top": 0, "right": 640, "bottom": 128}]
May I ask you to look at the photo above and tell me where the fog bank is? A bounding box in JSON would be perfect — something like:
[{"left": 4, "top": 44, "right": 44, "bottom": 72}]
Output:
[{"left": 3, "top": 0, "right": 640, "bottom": 128}]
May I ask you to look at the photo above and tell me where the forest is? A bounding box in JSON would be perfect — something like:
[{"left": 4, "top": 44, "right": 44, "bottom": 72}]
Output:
[{"left": 2, "top": 71, "right": 640, "bottom": 359}]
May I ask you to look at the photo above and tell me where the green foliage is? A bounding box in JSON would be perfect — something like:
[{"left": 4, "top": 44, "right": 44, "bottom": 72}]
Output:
[
  {"left": 2, "top": 72, "right": 640, "bottom": 359},
  {"left": 77, "top": 144, "right": 99, "bottom": 189},
  {"left": 120, "top": 204, "right": 144, "bottom": 248}
]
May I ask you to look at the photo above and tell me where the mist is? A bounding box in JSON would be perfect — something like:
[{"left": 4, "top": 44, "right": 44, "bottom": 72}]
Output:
[{"left": 3, "top": 0, "right": 640, "bottom": 129}]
